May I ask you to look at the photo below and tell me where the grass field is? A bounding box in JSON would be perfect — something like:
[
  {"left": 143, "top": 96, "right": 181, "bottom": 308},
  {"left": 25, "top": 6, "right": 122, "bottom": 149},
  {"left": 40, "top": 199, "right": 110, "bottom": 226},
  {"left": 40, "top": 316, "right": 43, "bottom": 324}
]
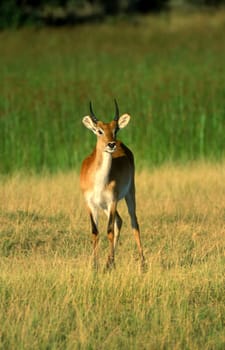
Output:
[
  {"left": 0, "top": 163, "right": 225, "bottom": 349},
  {"left": 0, "top": 11, "right": 225, "bottom": 173}
]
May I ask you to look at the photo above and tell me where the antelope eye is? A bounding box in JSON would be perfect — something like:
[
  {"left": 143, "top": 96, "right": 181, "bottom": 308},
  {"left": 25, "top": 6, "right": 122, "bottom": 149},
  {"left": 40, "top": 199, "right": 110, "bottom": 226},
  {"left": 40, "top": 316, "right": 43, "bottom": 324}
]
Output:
[{"left": 98, "top": 129, "right": 104, "bottom": 135}]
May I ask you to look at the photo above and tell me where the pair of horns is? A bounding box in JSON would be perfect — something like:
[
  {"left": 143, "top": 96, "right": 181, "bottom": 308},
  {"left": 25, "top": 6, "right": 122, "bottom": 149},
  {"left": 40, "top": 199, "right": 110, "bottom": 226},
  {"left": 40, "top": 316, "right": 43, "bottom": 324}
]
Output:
[{"left": 89, "top": 99, "right": 119, "bottom": 123}]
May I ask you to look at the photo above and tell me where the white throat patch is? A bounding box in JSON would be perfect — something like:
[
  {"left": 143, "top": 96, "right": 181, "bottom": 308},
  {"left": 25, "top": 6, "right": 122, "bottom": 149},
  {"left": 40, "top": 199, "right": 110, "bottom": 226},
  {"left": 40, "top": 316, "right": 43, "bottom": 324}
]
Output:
[{"left": 94, "top": 152, "right": 112, "bottom": 194}]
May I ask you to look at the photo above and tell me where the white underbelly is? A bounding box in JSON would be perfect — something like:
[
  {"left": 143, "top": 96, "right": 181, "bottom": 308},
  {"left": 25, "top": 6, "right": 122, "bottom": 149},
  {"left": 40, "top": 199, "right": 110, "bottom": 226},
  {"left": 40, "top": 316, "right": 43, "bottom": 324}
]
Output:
[{"left": 85, "top": 189, "right": 114, "bottom": 210}]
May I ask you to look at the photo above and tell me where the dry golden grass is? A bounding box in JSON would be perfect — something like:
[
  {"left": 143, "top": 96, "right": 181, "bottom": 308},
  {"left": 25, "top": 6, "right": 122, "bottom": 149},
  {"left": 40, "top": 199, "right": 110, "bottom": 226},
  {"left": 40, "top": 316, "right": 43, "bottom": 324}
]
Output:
[
  {"left": 1, "top": 162, "right": 224, "bottom": 262},
  {"left": 0, "top": 163, "right": 225, "bottom": 349}
]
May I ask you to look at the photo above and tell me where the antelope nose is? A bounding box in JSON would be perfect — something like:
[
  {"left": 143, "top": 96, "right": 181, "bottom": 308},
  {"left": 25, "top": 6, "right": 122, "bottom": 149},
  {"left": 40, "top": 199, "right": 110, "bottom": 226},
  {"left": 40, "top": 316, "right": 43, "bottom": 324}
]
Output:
[{"left": 108, "top": 142, "right": 116, "bottom": 150}]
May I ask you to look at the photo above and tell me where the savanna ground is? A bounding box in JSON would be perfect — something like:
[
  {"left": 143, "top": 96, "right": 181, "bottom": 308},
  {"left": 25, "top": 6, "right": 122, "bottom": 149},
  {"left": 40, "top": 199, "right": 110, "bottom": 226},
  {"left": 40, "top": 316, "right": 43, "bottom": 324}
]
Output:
[
  {"left": 1, "top": 164, "right": 225, "bottom": 349},
  {"left": 0, "top": 9, "right": 225, "bottom": 350}
]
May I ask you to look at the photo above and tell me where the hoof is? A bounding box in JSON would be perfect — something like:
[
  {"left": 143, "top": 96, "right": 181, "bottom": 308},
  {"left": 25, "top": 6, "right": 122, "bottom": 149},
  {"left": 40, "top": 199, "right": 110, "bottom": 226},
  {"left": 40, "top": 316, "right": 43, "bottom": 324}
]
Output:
[{"left": 104, "top": 257, "right": 115, "bottom": 272}]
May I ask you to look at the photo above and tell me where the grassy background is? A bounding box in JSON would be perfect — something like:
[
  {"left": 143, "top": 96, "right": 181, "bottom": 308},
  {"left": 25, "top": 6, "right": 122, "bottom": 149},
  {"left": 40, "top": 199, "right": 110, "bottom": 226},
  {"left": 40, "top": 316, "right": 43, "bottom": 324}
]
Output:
[
  {"left": 0, "top": 163, "right": 225, "bottom": 348},
  {"left": 0, "top": 11, "right": 225, "bottom": 173}
]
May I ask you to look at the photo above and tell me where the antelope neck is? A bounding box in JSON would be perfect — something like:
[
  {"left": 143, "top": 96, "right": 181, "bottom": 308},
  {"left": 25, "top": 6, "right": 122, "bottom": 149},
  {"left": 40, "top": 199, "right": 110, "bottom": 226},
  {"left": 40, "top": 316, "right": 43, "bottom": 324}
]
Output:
[{"left": 94, "top": 149, "right": 112, "bottom": 192}]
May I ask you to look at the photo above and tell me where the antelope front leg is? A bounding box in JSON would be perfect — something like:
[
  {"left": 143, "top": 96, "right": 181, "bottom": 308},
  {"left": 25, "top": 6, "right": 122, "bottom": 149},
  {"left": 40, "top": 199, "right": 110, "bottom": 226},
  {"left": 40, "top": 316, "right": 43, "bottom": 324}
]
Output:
[
  {"left": 106, "top": 202, "right": 117, "bottom": 269},
  {"left": 88, "top": 207, "right": 99, "bottom": 269},
  {"left": 114, "top": 211, "right": 122, "bottom": 251}
]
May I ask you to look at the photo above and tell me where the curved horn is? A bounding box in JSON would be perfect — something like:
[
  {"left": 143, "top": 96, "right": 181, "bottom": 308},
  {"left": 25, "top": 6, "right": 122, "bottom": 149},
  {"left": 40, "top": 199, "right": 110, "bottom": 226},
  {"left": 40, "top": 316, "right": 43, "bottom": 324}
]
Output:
[
  {"left": 89, "top": 101, "right": 98, "bottom": 123},
  {"left": 114, "top": 99, "right": 119, "bottom": 121}
]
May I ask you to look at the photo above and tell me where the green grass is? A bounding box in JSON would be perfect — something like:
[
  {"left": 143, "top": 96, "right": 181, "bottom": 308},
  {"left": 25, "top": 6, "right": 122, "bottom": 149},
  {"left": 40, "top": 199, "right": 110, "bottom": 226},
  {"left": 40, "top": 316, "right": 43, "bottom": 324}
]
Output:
[
  {"left": 0, "top": 11, "right": 225, "bottom": 173},
  {"left": 0, "top": 164, "right": 225, "bottom": 349}
]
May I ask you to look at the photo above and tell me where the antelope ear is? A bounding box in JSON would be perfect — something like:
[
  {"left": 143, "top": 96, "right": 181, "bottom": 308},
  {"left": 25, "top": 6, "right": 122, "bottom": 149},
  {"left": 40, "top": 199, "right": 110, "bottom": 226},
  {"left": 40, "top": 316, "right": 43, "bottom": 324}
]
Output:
[
  {"left": 118, "top": 114, "right": 130, "bottom": 129},
  {"left": 82, "top": 116, "right": 97, "bottom": 132}
]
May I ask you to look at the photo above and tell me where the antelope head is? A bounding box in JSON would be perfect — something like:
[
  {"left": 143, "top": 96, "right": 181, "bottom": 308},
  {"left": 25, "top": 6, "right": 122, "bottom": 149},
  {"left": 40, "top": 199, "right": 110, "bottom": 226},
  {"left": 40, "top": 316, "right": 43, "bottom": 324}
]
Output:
[{"left": 82, "top": 100, "right": 131, "bottom": 154}]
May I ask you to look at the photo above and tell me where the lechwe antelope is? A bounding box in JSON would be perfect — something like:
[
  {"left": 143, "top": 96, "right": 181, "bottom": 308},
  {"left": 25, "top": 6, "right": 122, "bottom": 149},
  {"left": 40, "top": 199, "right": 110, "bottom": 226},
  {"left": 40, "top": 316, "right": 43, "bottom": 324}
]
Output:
[{"left": 80, "top": 100, "right": 144, "bottom": 269}]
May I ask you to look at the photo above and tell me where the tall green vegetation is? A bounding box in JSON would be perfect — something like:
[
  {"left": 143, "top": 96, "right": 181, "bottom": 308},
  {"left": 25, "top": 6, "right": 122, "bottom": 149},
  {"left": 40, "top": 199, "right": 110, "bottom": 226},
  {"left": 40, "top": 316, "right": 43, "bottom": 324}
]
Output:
[{"left": 0, "top": 12, "right": 225, "bottom": 173}]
